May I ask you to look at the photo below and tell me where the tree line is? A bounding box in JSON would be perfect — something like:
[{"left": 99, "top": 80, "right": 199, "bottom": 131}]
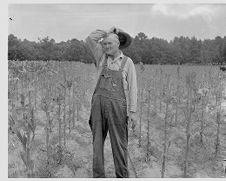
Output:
[{"left": 8, "top": 33, "right": 226, "bottom": 65}]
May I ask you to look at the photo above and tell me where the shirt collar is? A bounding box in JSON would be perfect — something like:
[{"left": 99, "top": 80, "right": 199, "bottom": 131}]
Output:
[
  {"left": 118, "top": 51, "right": 124, "bottom": 59},
  {"left": 106, "top": 51, "right": 124, "bottom": 62}
]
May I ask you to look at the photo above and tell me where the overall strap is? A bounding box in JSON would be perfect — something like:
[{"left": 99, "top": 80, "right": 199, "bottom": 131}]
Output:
[
  {"left": 102, "top": 55, "right": 108, "bottom": 69},
  {"left": 93, "top": 55, "right": 108, "bottom": 94},
  {"left": 119, "top": 56, "right": 128, "bottom": 71}
]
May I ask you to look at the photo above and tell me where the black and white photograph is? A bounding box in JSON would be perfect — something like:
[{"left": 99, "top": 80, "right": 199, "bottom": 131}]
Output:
[{"left": 6, "top": 1, "right": 226, "bottom": 179}]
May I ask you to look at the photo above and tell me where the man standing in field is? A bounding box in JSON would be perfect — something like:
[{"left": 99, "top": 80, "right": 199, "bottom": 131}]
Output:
[{"left": 86, "top": 27, "right": 137, "bottom": 178}]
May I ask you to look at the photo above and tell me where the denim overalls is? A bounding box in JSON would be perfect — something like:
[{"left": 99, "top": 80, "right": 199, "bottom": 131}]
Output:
[{"left": 89, "top": 55, "right": 129, "bottom": 178}]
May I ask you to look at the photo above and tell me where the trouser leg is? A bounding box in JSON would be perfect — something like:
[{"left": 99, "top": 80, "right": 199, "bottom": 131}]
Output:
[
  {"left": 105, "top": 97, "right": 129, "bottom": 178},
  {"left": 90, "top": 95, "right": 108, "bottom": 178}
]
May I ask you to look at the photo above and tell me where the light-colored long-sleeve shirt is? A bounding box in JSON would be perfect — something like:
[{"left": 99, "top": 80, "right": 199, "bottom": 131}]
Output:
[{"left": 86, "top": 30, "right": 137, "bottom": 114}]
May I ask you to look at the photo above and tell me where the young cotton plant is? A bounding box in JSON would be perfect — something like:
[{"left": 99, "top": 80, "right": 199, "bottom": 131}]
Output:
[
  {"left": 41, "top": 84, "right": 55, "bottom": 165},
  {"left": 16, "top": 107, "right": 36, "bottom": 177},
  {"left": 196, "top": 83, "right": 210, "bottom": 145},
  {"left": 159, "top": 74, "right": 176, "bottom": 178},
  {"left": 182, "top": 71, "right": 199, "bottom": 178},
  {"left": 54, "top": 86, "right": 64, "bottom": 147}
]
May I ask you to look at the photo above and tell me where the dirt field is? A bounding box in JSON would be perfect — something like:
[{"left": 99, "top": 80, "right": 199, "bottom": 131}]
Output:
[{"left": 8, "top": 61, "right": 226, "bottom": 178}]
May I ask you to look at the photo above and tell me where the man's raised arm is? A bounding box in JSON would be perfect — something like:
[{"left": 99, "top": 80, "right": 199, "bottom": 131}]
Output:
[{"left": 85, "top": 30, "right": 106, "bottom": 68}]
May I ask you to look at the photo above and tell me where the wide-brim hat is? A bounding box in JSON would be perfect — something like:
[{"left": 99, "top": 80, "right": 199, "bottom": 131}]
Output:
[
  {"left": 112, "top": 29, "right": 132, "bottom": 49},
  {"left": 117, "top": 31, "right": 132, "bottom": 49}
]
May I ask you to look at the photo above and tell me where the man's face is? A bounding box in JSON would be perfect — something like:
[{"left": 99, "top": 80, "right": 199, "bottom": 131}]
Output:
[{"left": 102, "top": 36, "right": 120, "bottom": 56}]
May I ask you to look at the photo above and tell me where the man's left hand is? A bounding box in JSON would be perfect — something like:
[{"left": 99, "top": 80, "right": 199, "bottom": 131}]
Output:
[
  {"left": 128, "top": 111, "right": 136, "bottom": 122},
  {"left": 128, "top": 111, "right": 137, "bottom": 132}
]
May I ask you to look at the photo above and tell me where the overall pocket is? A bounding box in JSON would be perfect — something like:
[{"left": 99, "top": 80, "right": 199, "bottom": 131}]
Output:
[{"left": 99, "top": 74, "right": 116, "bottom": 91}]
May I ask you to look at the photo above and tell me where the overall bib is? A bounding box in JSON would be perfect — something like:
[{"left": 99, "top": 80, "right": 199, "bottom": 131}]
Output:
[{"left": 89, "top": 56, "right": 129, "bottom": 178}]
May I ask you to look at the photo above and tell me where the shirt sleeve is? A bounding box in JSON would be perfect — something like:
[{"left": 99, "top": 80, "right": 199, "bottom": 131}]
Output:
[
  {"left": 126, "top": 58, "right": 138, "bottom": 113},
  {"left": 85, "top": 30, "right": 106, "bottom": 68}
]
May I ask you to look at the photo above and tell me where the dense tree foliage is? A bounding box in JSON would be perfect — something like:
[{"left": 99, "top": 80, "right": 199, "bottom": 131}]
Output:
[{"left": 8, "top": 33, "right": 226, "bottom": 65}]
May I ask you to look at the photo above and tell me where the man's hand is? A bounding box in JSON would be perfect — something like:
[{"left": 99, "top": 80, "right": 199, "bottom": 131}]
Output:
[
  {"left": 108, "top": 27, "right": 117, "bottom": 34},
  {"left": 108, "top": 27, "right": 123, "bottom": 34},
  {"left": 128, "top": 111, "right": 137, "bottom": 132},
  {"left": 128, "top": 111, "right": 136, "bottom": 121}
]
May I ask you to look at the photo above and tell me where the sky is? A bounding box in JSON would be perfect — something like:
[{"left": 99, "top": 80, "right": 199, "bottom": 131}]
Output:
[{"left": 8, "top": 3, "right": 226, "bottom": 42}]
